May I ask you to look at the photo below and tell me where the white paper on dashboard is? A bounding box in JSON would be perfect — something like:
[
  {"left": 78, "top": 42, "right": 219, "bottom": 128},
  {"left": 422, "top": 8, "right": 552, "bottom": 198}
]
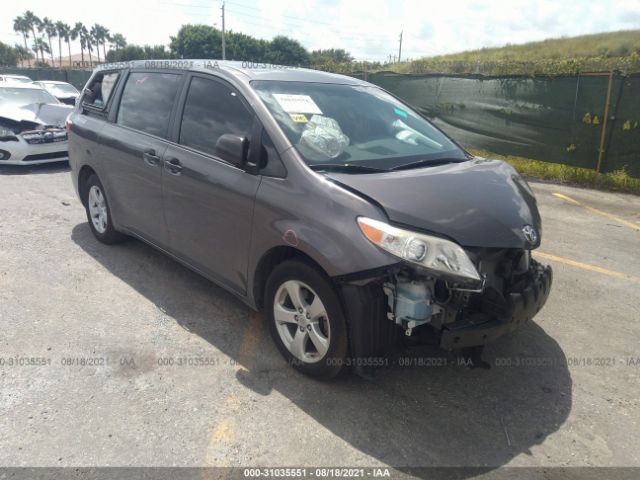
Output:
[{"left": 273, "top": 94, "right": 323, "bottom": 114}]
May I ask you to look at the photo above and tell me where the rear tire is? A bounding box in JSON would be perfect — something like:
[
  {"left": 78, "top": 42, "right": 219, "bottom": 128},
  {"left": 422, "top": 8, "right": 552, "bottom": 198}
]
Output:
[
  {"left": 265, "top": 259, "right": 349, "bottom": 380},
  {"left": 83, "top": 174, "right": 126, "bottom": 244}
]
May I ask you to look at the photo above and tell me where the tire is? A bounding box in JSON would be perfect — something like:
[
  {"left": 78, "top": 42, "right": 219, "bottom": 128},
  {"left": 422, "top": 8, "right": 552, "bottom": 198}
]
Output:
[
  {"left": 83, "top": 174, "right": 126, "bottom": 244},
  {"left": 265, "top": 259, "right": 349, "bottom": 380}
]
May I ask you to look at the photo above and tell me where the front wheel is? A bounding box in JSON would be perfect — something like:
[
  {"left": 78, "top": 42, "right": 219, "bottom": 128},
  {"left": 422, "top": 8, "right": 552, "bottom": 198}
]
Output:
[{"left": 265, "top": 260, "right": 349, "bottom": 379}]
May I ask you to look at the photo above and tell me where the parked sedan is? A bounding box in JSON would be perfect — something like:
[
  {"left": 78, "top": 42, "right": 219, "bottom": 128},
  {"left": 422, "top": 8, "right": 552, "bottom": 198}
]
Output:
[
  {"left": 33, "top": 81, "right": 80, "bottom": 105},
  {"left": 0, "top": 83, "right": 72, "bottom": 165},
  {"left": 0, "top": 74, "right": 33, "bottom": 84}
]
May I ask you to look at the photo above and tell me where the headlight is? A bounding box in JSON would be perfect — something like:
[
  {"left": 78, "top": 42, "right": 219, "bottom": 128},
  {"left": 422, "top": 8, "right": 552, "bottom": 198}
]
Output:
[
  {"left": 0, "top": 126, "right": 14, "bottom": 137},
  {"left": 357, "top": 217, "right": 481, "bottom": 283}
]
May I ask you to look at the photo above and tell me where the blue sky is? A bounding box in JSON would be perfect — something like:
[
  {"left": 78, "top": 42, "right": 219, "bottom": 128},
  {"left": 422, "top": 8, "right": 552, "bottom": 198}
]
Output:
[{"left": 2, "top": 0, "right": 639, "bottom": 62}]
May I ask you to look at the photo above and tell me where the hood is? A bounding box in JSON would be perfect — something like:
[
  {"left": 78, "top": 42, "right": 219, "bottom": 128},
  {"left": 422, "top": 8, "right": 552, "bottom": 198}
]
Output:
[
  {"left": 326, "top": 159, "right": 541, "bottom": 249},
  {"left": 0, "top": 103, "right": 73, "bottom": 130}
]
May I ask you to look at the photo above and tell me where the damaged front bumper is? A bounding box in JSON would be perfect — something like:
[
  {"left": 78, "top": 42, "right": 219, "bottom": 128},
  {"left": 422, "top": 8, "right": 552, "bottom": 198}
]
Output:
[
  {"left": 440, "top": 262, "right": 553, "bottom": 349},
  {"left": 340, "top": 251, "right": 553, "bottom": 372}
]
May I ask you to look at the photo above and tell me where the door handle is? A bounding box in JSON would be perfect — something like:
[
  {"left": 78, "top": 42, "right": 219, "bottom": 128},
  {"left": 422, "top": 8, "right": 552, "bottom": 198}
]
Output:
[
  {"left": 164, "top": 157, "right": 183, "bottom": 175},
  {"left": 143, "top": 149, "right": 160, "bottom": 166}
]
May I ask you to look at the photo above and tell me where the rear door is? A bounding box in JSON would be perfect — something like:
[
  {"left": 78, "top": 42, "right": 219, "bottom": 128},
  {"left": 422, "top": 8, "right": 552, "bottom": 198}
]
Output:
[
  {"left": 162, "top": 73, "right": 261, "bottom": 295},
  {"left": 99, "top": 70, "right": 184, "bottom": 248}
]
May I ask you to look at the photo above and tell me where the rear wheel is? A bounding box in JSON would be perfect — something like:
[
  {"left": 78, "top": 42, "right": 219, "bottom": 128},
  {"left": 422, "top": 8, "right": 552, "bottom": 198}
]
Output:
[
  {"left": 83, "top": 174, "right": 125, "bottom": 244},
  {"left": 265, "top": 259, "right": 348, "bottom": 379}
]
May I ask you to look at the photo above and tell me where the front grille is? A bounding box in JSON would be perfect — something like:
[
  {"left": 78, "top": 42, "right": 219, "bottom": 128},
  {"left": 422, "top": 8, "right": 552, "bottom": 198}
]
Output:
[{"left": 22, "top": 151, "right": 68, "bottom": 162}]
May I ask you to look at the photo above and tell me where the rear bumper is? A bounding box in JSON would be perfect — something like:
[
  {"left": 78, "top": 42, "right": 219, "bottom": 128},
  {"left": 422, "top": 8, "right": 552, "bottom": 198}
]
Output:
[{"left": 440, "top": 263, "right": 553, "bottom": 349}]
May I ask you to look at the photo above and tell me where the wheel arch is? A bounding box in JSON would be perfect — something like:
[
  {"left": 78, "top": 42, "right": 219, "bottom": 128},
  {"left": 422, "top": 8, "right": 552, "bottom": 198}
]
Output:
[
  {"left": 77, "top": 165, "right": 97, "bottom": 207},
  {"left": 252, "top": 246, "right": 330, "bottom": 311}
]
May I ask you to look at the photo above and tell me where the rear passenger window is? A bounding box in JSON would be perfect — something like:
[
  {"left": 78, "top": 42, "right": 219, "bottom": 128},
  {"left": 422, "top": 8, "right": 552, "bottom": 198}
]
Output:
[
  {"left": 179, "top": 76, "right": 253, "bottom": 157},
  {"left": 117, "top": 72, "right": 180, "bottom": 138}
]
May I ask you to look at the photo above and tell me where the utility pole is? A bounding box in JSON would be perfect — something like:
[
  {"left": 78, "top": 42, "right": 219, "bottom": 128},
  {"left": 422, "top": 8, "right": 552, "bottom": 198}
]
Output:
[
  {"left": 221, "top": 1, "right": 226, "bottom": 60},
  {"left": 398, "top": 30, "right": 403, "bottom": 63}
]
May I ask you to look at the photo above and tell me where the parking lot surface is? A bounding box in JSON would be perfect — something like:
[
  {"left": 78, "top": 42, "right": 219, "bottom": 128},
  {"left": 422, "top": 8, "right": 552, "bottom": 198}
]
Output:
[{"left": 1, "top": 164, "right": 639, "bottom": 474}]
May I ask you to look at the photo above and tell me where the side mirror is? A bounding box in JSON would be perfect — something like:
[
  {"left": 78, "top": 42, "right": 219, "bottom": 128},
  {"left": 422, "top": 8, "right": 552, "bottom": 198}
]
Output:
[{"left": 215, "top": 134, "right": 249, "bottom": 168}]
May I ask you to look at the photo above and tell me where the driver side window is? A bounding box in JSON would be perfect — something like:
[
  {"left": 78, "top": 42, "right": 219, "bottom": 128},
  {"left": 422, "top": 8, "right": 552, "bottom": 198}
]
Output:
[{"left": 179, "top": 76, "right": 253, "bottom": 158}]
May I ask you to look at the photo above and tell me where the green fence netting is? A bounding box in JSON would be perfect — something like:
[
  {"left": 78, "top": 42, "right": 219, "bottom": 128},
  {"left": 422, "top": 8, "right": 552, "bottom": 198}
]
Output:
[
  {"left": 0, "top": 67, "right": 92, "bottom": 90},
  {"left": 361, "top": 72, "right": 639, "bottom": 177}
]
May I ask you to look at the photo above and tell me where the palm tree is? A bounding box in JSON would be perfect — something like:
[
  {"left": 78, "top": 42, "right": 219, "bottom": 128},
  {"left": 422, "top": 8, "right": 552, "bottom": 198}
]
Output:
[
  {"left": 84, "top": 26, "right": 94, "bottom": 68},
  {"left": 40, "top": 17, "right": 57, "bottom": 66},
  {"left": 100, "top": 26, "right": 110, "bottom": 60},
  {"left": 90, "top": 24, "right": 104, "bottom": 64},
  {"left": 73, "top": 22, "right": 86, "bottom": 67},
  {"left": 13, "top": 44, "right": 33, "bottom": 68},
  {"left": 34, "top": 37, "right": 50, "bottom": 64},
  {"left": 13, "top": 16, "right": 31, "bottom": 67},
  {"left": 22, "top": 11, "right": 41, "bottom": 61},
  {"left": 111, "top": 33, "right": 127, "bottom": 51},
  {"left": 56, "top": 21, "right": 72, "bottom": 69}
]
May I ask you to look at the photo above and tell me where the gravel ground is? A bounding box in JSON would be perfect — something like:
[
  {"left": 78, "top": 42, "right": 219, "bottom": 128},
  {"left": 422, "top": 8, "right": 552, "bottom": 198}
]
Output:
[{"left": 1, "top": 163, "right": 639, "bottom": 477}]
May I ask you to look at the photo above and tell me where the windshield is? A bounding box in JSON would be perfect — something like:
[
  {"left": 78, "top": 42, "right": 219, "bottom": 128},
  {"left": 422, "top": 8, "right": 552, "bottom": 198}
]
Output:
[
  {"left": 43, "top": 83, "right": 79, "bottom": 95},
  {"left": 0, "top": 87, "right": 60, "bottom": 107},
  {"left": 251, "top": 80, "right": 466, "bottom": 170}
]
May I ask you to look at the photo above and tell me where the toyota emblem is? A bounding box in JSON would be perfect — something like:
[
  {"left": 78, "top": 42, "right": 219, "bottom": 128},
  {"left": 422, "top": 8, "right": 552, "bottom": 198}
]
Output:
[{"left": 522, "top": 225, "right": 538, "bottom": 245}]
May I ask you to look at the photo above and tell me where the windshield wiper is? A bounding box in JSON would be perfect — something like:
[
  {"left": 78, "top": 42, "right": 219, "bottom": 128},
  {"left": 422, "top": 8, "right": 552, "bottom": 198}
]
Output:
[
  {"left": 390, "top": 157, "right": 468, "bottom": 171},
  {"left": 308, "top": 163, "right": 387, "bottom": 174}
]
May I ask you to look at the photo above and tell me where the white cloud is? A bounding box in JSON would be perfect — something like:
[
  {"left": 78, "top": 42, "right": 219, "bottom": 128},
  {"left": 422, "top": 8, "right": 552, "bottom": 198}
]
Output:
[{"left": 2, "top": 0, "right": 638, "bottom": 62}]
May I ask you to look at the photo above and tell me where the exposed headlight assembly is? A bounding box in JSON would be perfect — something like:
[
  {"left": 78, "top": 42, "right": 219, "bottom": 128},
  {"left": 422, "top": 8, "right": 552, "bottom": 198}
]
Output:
[{"left": 357, "top": 217, "right": 481, "bottom": 283}]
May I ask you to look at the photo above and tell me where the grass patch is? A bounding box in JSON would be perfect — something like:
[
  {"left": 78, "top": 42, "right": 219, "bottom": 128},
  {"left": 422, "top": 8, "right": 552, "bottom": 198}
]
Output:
[
  {"left": 391, "top": 30, "right": 640, "bottom": 75},
  {"left": 468, "top": 148, "right": 640, "bottom": 195}
]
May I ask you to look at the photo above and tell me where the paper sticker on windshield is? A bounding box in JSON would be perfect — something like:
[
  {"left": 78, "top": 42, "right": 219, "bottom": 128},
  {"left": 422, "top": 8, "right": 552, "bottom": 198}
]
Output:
[
  {"left": 273, "top": 94, "right": 322, "bottom": 114},
  {"left": 289, "top": 113, "right": 308, "bottom": 123}
]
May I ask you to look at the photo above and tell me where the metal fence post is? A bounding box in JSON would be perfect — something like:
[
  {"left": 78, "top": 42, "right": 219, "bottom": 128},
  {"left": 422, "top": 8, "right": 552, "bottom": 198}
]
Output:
[{"left": 596, "top": 71, "right": 614, "bottom": 172}]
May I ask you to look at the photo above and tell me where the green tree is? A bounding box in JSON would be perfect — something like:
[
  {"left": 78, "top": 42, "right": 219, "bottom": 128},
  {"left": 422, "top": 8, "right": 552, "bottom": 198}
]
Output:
[
  {"left": 310, "top": 48, "right": 353, "bottom": 64},
  {"left": 22, "top": 11, "right": 41, "bottom": 62},
  {"left": 0, "top": 41, "right": 18, "bottom": 66},
  {"left": 170, "top": 24, "right": 223, "bottom": 59},
  {"left": 99, "top": 25, "right": 111, "bottom": 59},
  {"left": 33, "top": 37, "right": 50, "bottom": 64},
  {"left": 265, "top": 36, "right": 310, "bottom": 65},
  {"left": 226, "top": 31, "right": 268, "bottom": 61},
  {"left": 13, "top": 16, "right": 31, "bottom": 67},
  {"left": 90, "top": 24, "right": 101, "bottom": 63},
  {"left": 72, "top": 22, "right": 85, "bottom": 67},
  {"left": 13, "top": 43, "right": 33, "bottom": 67},
  {"left": 56, "top": 22, "right": 72, "bottom": 69},
  {"left": 39, "top": 17, "right": 56, "bottom": 65},
  {"left": 105, "top": 44, "right": 171, "bottom": 62},
  {"left": 111, "top": 33, "right": 127, "bottom": 51}
]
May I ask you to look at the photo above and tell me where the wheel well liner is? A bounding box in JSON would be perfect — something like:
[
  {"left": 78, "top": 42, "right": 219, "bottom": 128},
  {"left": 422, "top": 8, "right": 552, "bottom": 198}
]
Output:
[{"left": 78, "top": 165, "right": 97, "bottom": 207}]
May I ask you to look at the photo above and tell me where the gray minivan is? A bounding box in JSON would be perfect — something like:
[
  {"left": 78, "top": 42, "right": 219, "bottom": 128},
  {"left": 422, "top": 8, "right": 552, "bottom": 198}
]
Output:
[{"left": 68, "top": 60, "right": 552, "bottom": 379}]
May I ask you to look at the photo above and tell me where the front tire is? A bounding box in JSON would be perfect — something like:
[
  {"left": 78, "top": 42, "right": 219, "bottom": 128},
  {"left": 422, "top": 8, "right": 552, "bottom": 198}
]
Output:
[
  {"left": 265, "top": 259, "right": 349, "bottom": 379},
  {"left": 83, "top": 174, "right": 125, "bottom": 244}
]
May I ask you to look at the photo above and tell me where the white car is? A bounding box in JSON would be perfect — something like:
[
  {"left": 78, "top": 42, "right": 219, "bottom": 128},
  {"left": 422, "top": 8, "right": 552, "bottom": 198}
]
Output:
[
  {"left": 33, "top": 80, "right": 80, "bottom": 106},
  {"left": 0, "top": 74, "right": 33, "bottom": 84},
  {"left": 0, "top": 83, "right": 72, "bottom": 165}
]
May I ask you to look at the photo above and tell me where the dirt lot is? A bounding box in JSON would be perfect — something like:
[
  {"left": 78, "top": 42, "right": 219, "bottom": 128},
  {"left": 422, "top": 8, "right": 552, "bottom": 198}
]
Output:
[{"left": 1, "top": 163, "right": 639, "bottom": 476}]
